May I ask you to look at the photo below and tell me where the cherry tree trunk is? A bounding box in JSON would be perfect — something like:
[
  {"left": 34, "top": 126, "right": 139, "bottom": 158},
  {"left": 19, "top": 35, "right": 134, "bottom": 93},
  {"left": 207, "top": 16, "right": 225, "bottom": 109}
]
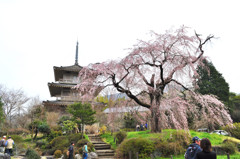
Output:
[{"left": 150, "top": 102, "right": 161, "bottom": 133}]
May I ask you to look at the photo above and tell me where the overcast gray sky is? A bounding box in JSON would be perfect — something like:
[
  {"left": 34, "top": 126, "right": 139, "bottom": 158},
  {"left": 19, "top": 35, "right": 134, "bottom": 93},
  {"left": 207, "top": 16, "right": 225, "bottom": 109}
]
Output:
[{"left": 0, "top": 0, "right": 239, "bottom": 101}]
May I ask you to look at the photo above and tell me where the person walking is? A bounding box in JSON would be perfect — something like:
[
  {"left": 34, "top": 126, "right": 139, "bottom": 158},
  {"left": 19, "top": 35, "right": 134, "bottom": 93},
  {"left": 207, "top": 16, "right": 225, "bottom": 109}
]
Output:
[
  {"left": 136, "top": 124, "right": 140, "bottom": 131},
  {"left": 68, "top": 142, "right": 74, "bottom": 159},
  {"left": 0, "top": 136, "right": 6, "bottom": 153},
  {"left": 185, "top": 136, "right": 202, "bottom": 159},
  {"left": 140, "top": 123, "right": 143, "bottom": 131},
  {"left": 196, "top": 138, "right": 216, "bottom": 159},
  {"left": 5, "top": 136, "right": 14, "bottom": 156},
  {"left": 82, "top": 142, "right": 88, "bottom": 159}
]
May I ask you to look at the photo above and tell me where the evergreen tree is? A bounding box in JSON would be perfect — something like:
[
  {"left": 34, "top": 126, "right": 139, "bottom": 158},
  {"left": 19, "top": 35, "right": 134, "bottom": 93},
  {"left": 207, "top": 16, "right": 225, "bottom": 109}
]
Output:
[
  {"left": 195, "top": 60, "right": 229, "bottom": 103},
  {"left": 67, "top": 102, "right": 96, "bottom": 138},
  {"left": 228, "top": 92, "right": 240, "bottom": 122}
]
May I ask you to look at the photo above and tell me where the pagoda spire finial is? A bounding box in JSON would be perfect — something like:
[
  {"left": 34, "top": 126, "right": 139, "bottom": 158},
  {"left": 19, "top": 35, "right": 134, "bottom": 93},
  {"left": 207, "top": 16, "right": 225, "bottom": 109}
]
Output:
[{"left": 75, "top": 41, "right": 79, "bottom": 65}]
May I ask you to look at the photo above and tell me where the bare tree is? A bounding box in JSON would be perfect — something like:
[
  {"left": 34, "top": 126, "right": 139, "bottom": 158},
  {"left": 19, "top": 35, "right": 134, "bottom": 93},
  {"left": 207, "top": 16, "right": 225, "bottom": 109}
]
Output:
[
  {"left": 76, "top": 26, "right": 232, "bottom": 132},
  {"left": 0, "top": 84, "right": 29, "bottom": 127}
]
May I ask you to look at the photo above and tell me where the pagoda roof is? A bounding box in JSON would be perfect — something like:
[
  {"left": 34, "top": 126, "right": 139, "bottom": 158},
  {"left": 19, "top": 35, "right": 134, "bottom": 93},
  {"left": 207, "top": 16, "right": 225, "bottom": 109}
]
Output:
[
  {"left": 54, "top": 64, "right": 83, "bottom": 72},
  {"left": 48, "top": 82, "right": 76, "bottom": 97},
  {"left": 54, "top": 64, "right": 83, "bottom": 81}
]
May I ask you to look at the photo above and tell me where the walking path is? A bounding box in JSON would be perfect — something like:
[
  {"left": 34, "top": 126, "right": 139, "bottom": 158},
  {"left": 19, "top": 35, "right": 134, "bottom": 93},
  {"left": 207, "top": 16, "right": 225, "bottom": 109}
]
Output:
[{"left": 88, "top": 134, "right": 115, "bottom": 159}]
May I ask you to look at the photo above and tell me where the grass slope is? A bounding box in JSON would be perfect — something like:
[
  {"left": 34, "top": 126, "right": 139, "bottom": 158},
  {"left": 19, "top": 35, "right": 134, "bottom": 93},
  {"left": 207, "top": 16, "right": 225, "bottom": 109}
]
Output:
[{"left": 100, "top": 129, "right": 240, "bottom": 158}]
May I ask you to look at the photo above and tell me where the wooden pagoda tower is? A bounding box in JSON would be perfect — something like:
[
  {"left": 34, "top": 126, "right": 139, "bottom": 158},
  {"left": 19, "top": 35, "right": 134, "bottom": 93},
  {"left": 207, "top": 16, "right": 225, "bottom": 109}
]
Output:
[{"left": 43, "top": 42, "right": 83, "bottom": 112}]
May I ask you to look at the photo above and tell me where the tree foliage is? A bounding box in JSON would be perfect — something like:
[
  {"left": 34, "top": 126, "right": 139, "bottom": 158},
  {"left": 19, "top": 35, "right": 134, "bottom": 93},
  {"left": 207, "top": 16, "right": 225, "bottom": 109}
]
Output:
[
  {"left": 67, "top": 102, "right": 96, "bottom": 137},
  {"left": 195, "top": 59, "right": 229, "bottom": 103},
  {"left": 228, "top": 92, "right": 240, "bottom": 122},
  {"left": 27, "top": 97, "right": 46, "bottom": 140},
  {"left": 76, "top": 26, "right": 232, "bottom": 132},
  {"left": 62, "top": 120, "right": 76, "bottom": 134}
]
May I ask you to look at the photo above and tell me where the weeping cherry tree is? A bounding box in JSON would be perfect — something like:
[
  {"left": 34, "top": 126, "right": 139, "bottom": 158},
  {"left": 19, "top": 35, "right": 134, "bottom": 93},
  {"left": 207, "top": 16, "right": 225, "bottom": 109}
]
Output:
[{"left": 76, "top": 26, "right": 232, "bottom": 132}]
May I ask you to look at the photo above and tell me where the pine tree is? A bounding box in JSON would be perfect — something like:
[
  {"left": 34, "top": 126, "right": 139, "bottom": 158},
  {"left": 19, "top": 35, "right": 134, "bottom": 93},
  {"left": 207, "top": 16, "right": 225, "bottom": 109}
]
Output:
[
  {"left": 67, "top": 102, "right": 96, "bottom": 138},
  {"left": 196, "top": 60, "right": 229, "bottom": 103}
]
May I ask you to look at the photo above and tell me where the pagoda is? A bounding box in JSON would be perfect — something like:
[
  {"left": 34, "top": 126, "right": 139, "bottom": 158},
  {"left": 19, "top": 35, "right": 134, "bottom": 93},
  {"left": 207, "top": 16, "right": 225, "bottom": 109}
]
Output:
[{"left": 43, "top": 42, "right": 82, "bottom": 112}]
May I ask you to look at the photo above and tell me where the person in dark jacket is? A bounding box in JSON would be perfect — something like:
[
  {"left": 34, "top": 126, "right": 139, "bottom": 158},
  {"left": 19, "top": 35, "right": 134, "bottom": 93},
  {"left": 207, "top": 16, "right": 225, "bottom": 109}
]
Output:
[
  {"left": 68, "top": 142, "right": 74, "bottom": 159},
  {"left": 185, "top": 136, "right": 202, "bottom": 159},
  {"left": 196, "top": 138, "right": 216, "bottom": 159}
]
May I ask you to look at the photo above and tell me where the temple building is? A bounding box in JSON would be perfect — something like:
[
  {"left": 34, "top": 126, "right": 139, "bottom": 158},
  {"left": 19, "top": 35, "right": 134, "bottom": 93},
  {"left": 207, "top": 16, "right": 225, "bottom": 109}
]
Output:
[{"left": 43, "top": 42, "right": 82, "bottom": 112}]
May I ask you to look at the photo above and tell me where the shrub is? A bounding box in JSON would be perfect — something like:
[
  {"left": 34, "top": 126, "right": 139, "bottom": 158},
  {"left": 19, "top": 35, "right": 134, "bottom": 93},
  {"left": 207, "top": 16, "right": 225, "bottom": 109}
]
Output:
[
  {"left": 54, "top": 150, "right": 62, "bottom": 158},
  {"left": 10, "top": 135, "right": 23, "bottom": 143},
  {"left": 68, "top": 133, "right": 83, "bottom": 144},
  {"left": 115, "top": 131, "right": 127, "bottom": 144},
  {"left": 118, "top": 138, "right": 155, "bottom": 159},
  {"left": 49, "top": 136, "right": 69, "bottom": 151},
  {"left": 85, "top": 125, "right": 98, "bottom": 134},
  {"left": 167, "top": 130, "right": 191, "bottom": 147},
  {"left": 36, "top": 141, "right": 47, "bottom": 148},
  {"left": 153, "top": 130, "right": 191, "bottom": 157},
  {"left": 155, "top": 140, "right": 185, "bottom": 157},
  {"left": 221, "top": 139, "right": 238, "bottom": 154},
  {"left": 99, "top": 125, "right": 107, "bottom": 134},
  {"left": 47, "top": 130, "right": 63, "bottom": 141},
  {"left": 222, "top": 123, "right": 240, "bottom": 139},
  {"left": 38, "top": 122, "right": 51, "bottom": 136},
  {"left": 76, "top": 139, "right": 89, "bottom": 148},
  {"left": 25, "top": 148, "right": 41, "bottom": 159},
  {"left": 63, "top": 149, "right": 68, "bottom": 159}
]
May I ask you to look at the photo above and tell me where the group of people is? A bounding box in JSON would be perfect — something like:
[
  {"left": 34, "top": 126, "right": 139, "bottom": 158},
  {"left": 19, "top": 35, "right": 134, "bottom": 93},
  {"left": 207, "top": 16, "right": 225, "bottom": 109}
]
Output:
[
  {"left": 67, "top": 142, "right": 88, "bottom": 159},
  {"left": 185, "top": 136, "right": 216, "bottom": 159},
  {"left": 136, "top": 123, "right": 148, "bottom": 131},
  {"left": 1, "top": 133, "right": 216, "bottom": 159},
  {"left": 0, "top": 135, "right": 15, "bottom": 156}
]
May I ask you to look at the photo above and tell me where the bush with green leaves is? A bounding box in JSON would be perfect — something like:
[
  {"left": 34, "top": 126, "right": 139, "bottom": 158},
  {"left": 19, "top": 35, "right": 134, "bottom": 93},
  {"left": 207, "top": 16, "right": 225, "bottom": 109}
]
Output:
[
  {"left": 76, "top": 139, "right": 89, "bottom": 148},
  {"left": 38, "top": 122, "right": 51, "bottom": 136},
  {"left": 221, "top": 139, "right": 238, "bottom": 154},
  {"left": 167, "top": 130, "right": 191, "bottom": 147},
  {"left": 68, "top": 133, "right": 84, "bottom": 143},
  {"left": 155, "top": 140, "right": 185, "bottom": 157},
  {"left": 25, "top": 148, "right": 41, "bottom": 159},
  {"left": 115, "top": 131, "right": 127, "bottom": 144},
  {"left": 49, "top": 136, "right": 69, "bottom": 151},
  {"left": 117, "top": 137, "right": 155, "bottom": 159},
  {"left": 36, "top": 140, "right": 47, "bottom": 148},
  {"left": 54, "top": 150, "right": 62, "bottom": 158},
  {"left": 10, "top": 135, "right": 23, "bottom": 143},
  {"left": 47, "top": 130, "right": 63, "bottom": 141},
  {"left": 154, "top": 131, "right": 191, "bottom": 157},
  {"left": 222, "top": 123, "right": 240, "bottom": 139}
]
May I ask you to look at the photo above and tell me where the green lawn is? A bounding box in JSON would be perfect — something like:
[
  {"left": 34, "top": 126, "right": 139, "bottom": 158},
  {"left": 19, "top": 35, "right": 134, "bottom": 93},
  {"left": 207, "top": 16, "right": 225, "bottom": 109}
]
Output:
[
  {"left": 100, "top": 129, "right": 240, "bottom": 158},
  {"left": 127, "top": 129, "right": 240, "bottom": 146},
  {"left": 152, "top": 153, "right": 240, "bottom": 159}
]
